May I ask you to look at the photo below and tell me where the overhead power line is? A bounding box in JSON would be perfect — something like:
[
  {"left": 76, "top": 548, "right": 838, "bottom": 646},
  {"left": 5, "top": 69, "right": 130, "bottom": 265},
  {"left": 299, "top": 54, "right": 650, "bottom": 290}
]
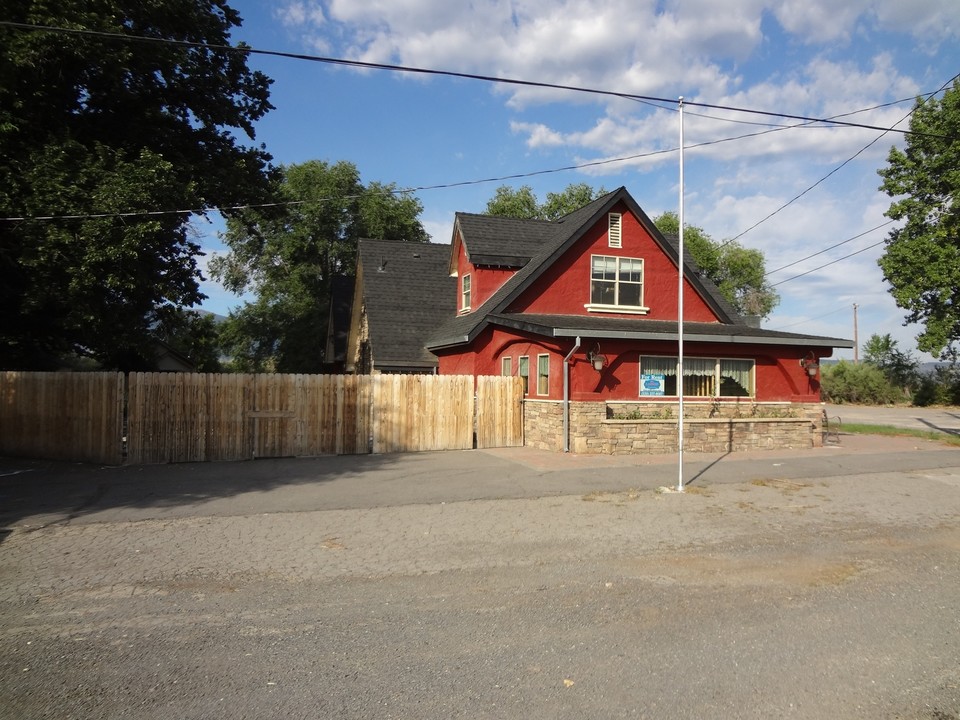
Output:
[
  {"left": 769, "top": 306, "right": 850, "bottom": 331},
  {"left": 769, "top": 239, "right": 887, "bottom": 288},
  {"left": 724, "top": 72, "right": 960, "bottom": 245},
  {"left": 764, "top": 220, "right": 895, "bottom": 277},
  {"left": 0, "top": 20, "right": 948, "bottom": 140}
]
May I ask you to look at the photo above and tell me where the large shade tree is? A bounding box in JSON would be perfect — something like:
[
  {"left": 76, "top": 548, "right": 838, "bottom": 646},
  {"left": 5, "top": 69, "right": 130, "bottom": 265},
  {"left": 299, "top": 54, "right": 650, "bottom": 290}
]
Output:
[
  {"left": 0, "top": 1, "right": 275, "bottom": 369},
  {"left": 210, "top": 160, "right": 429, "bottom": 372},
  {"left": 653, "top": 212, "right": 779, "bottom": 318},
  {"left": 877, "top": 78, "right": 960, "bottom": 358},
  {"left": 485, "top": 183, "right": 609, "bottom": 221}
]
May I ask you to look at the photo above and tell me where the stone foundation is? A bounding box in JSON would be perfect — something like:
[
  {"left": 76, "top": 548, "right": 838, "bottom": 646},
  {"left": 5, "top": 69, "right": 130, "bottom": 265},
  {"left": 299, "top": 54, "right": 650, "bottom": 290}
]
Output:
[{"left": 523, "top": 400, "right": 823, "bottom": 454}]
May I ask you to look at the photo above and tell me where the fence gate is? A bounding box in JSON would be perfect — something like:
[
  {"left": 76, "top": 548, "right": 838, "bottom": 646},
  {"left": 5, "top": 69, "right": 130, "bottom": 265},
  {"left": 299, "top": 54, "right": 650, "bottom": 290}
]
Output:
[
  {"left": 249, "top": 374, "right": 297, "bottom": 458},
  {"left": 476, "top": 375, "right": 524, "bottom": 448}
]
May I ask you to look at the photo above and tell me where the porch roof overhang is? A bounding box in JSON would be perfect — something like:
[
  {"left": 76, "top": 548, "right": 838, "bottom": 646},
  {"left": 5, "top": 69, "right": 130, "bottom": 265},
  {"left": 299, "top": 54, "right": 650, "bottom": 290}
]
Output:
[{"left": 487, "top": 313, "right": 855, "bottom": 349}]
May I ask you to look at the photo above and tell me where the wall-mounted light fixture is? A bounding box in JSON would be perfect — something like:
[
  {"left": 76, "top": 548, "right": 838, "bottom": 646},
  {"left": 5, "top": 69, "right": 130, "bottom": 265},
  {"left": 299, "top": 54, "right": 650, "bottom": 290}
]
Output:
[
  {"left": 800, "top": 351, "right": 819, "bottom": 378},
  {"left": 587, "top": 344, "right": 608, "bottom": 372}
]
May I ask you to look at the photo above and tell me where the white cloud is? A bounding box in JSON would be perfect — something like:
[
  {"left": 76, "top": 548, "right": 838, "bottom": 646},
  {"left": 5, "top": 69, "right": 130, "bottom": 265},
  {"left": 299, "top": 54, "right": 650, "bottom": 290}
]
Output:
[
  {"left": 275, "top": 1, "right": 327, "bottom": 26},
  {"left": 263, "top": 0, "right": 956, "bottom": 360}
]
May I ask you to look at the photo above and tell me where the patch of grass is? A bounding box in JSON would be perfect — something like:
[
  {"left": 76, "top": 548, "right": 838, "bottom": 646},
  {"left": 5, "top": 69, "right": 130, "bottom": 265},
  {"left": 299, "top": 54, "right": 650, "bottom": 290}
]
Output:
[
  {"left": 841, "top": 423, "right": 960, "bottom": 447},
  {"left": 582, "top": 489, "right": 642, "bottom": 502},
  {"left": 751, "top": 478, "right": 811, "bottom": 493}
]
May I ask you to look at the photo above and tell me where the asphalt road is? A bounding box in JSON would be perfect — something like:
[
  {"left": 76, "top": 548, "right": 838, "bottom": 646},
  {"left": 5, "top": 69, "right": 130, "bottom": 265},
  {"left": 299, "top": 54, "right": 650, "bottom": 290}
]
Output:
[
  {"left": 825, "top": 403, "right": 960, "bottom": 435},
  {"left": 2, "top": 430, "right": 960, "bottom": 719}
]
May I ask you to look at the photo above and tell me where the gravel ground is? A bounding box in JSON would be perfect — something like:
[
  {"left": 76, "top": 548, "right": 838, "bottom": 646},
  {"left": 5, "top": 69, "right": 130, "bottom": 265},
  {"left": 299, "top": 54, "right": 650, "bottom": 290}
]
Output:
[{"left": 2, "top": 439, "right": 960, "bottom": 719}]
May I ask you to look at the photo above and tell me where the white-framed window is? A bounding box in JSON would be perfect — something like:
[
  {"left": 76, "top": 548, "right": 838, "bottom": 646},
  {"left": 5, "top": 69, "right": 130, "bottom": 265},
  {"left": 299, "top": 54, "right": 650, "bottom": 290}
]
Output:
[
  {"left": 518, "top": 356, "right": 529, "bottom": 395},
  {"left": 501, "top": 356, "right": 512, "bottom": 376},
  {"left": 461, "top": 273, "right": 472, "bottom": 311},
  {"left": 589, "top": 255, "right": 644, "bottom": 310},
  {"left": 608, "top": 212, "right": 622, "bottom": 248},
  {"left": 640, "top": 356, "right": 755, "bottom": 397},
  {"left": 537, "top": 354, "right": 550, "bottom": 396}
]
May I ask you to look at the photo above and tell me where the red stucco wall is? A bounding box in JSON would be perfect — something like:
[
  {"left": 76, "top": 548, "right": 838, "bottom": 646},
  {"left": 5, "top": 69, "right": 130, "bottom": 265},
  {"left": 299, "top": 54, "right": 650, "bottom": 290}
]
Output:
[
  {"left": 439, "top": 327, "right": 830, "bottom": 403},
  {"left": 438, "top": 203, "right": 830, "bottom": 404},
  {"left": 509, "top": 202, "right": 718, "bottom": 322},
  {"left": 455, "top": 233, "right": 519, "bottom": 311}
]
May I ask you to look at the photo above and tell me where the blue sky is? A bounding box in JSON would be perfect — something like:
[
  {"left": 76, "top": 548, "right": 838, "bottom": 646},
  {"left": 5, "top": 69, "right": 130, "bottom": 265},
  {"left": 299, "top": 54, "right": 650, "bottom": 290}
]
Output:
[{"left": 195, "top": 0, "right": 960, "bottom": 362}]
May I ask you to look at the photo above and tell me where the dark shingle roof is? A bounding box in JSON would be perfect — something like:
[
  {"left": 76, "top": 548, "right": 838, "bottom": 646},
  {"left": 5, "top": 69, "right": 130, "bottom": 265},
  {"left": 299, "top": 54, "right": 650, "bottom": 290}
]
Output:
[
  {"left": 455, "top": 213, "right": 556, "bottom": 266},
  {"left": 486, "top": 314, "right": 854, "bottom": 348},
  {"left": 358, "top": 240, "right": 456, "bottom": 368}
]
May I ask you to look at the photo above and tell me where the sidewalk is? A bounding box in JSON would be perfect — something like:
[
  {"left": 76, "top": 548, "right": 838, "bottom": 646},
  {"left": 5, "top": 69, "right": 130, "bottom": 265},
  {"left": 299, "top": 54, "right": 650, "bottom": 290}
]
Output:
[{"left": 2, "top": 431, "right": 958, "bottom": 530}]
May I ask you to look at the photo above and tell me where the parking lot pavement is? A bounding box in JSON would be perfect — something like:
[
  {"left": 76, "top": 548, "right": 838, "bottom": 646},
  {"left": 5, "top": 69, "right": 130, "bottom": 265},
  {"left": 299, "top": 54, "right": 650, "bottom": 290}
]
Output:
[
  {"left": 2, "top": 437, "right": 960, "bottom": 719},
  {"left": 2, "top": 432, "right": 959, "bottom": 531},
  {"left": 825, "top": 403, "right": 960, "bottom": 435}
]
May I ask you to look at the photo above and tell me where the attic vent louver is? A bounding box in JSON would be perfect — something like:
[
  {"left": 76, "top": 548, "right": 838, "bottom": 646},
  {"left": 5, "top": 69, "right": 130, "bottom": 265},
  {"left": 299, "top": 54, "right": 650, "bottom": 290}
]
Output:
[{"left": 608, "top": 212, "right": 622, "bottom": 248}]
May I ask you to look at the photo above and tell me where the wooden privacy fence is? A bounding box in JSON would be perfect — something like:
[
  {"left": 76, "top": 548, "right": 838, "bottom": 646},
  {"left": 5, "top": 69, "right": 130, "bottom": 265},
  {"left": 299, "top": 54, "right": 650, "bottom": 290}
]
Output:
[
  {"left": 0, "top": 372, "right": 524, "bottom": 465},
  {"left": 0, "top": 371, "right": 124, "bottom": 465}
]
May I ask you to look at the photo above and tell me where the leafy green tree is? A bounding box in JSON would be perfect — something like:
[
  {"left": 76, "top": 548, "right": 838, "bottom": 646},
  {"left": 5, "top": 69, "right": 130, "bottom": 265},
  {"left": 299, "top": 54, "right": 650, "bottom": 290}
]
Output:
[
  {"left": 877, "top": 79, "right": 960, "bottom": 358},
  {"left": 0, "top": 1, "right": 275, "bottom": 370},
  {"left": 485, "top": 183, "right": 609, "bottom": 221},
  {"left": 485, "top": 185, "right": 541, "bottom": 219},
  {"left": 862, "top": 333, "right": 919, "bottom": 394},
  {"left": 156, "top": 310, "right": 224, "bottom": 373},
  {"left": 211, "top": 160, "right": 428, "bottom": 372},
  {"left": 653, "top": 212, "right": 779, "bottom": 318},
  {"left": 913, "top": 350, "right": 960, "bottom": 406},
  {"left": 541, "top": 184, "right": 610, "bottom": 220}
]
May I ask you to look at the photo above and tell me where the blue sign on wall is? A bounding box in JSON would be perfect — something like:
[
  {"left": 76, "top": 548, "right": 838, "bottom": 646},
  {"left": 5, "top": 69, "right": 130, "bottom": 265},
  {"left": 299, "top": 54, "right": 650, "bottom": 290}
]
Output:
[{"left": 640, "top": 373, "right": 666, "bottom": 396}]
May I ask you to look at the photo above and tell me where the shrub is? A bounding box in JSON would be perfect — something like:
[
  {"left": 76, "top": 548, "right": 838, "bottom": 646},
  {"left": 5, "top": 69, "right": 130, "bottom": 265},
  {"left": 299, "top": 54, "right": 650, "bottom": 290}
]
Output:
[
  {"left": 820, "top": 360, "right": 902, "bottom": 405},
  {"left": 913, "top": 364, "right": 960, "bottom": 406}
]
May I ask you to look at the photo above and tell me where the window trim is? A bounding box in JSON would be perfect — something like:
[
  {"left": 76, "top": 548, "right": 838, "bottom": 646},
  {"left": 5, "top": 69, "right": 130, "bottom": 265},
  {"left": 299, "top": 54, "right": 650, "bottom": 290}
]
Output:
[
  {"left": 536, "top": 353, "right": 550, "bottom": 396},
  {"left": 460, "top": 273, "right": 472, "bottom": 312},
  {"left": 501, "top": 356, "right": 512, "bottom": 376},
  {"left": 585, "top": 254, "right": 648, "bottom": 314},
  {"left": 639, "top": 355, "right": 756, "bottom": 398}
]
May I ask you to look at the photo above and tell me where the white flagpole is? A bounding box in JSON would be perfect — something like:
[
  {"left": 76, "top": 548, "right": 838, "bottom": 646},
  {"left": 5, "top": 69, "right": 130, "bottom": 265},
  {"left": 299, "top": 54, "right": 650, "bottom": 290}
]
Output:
[{"left": 677, "top": 97, "right": 685, "bottom": 493}]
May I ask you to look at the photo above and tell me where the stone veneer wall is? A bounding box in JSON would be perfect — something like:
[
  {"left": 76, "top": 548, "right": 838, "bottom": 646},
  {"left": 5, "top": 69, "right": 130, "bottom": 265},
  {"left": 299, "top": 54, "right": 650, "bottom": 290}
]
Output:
[{"left": 523, "top": 400, "right": 824, "bottom": 454}]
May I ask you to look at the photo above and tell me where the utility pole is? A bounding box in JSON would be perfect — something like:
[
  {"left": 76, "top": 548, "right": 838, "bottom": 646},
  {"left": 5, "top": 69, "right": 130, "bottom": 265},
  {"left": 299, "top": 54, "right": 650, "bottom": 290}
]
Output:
[{"left": 853, "top": 303, "right": 859, "bottom": 363}]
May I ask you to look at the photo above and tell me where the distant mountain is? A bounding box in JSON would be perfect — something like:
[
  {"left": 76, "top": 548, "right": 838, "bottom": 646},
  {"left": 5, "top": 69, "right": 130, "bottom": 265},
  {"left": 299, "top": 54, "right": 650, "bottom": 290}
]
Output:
[{"left": 196, "top": 309, "right": 228, "bottom": 324}]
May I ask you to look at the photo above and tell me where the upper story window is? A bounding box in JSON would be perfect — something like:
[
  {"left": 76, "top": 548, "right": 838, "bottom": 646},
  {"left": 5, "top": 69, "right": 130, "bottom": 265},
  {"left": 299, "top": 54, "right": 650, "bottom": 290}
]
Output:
[
  {"left": 460, "top": 273, "right": 472, "bottom": 312},
  {"left": 587, "top": 255, "right": 646, "bottom": 313},
  {"left": 608, "top": 212, "right": 622, "bottom": 248}
]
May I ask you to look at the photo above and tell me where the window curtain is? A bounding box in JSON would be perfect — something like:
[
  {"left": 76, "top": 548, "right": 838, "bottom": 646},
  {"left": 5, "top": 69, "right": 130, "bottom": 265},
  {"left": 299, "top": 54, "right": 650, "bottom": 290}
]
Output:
[
  {"left": 683, "top": 358, "right": 715, "bottom": 397},
  {"left": 720, "top": 359, "right": 753, "bottom": 396},
  {"left": 642, "top": 356, "right": 677, "bottom": 377}
]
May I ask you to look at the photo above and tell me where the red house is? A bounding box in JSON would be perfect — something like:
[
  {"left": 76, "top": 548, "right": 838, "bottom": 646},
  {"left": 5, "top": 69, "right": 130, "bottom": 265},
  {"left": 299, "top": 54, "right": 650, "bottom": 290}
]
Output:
[{"left": 424, "top": 187, "right": 852, "bottom": 453}]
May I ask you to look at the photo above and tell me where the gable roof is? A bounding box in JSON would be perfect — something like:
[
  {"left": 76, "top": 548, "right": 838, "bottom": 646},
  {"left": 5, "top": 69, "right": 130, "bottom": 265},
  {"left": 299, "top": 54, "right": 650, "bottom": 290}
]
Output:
[
  {"left": 453, "top": 212, "right": 556, "bottom": 268},
  {"left": 357, "top": 239, "right": 456, "bottom": 369},
  {"left": 426, "top": 186, "right": 853, "bottom": 352},
  {"left": 427, "top": 187, "right": 748, "bottom": 350}
]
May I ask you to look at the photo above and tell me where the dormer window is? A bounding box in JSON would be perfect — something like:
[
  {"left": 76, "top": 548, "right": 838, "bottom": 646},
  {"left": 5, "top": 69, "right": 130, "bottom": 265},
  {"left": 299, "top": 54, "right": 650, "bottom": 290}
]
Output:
[
  {"left": 460, "top": 273, "right": 472, "bottom": 312},
  {"left": 608, "top": 212, "right": 622, "bottom": 248}
]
